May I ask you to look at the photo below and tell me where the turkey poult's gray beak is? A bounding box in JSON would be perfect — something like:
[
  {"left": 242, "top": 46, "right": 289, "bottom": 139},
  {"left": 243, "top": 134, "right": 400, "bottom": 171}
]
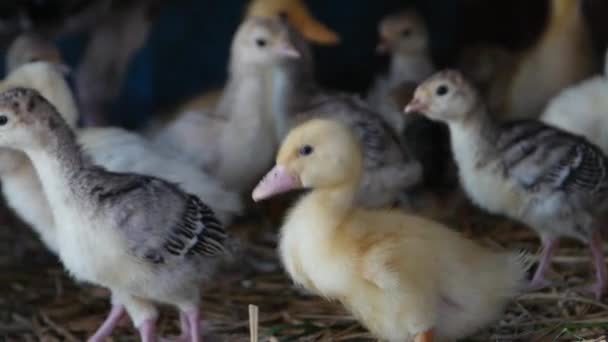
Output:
[
  {"left": 274, "top": 41, "right": 301, "bottom": 59},
  {"left": 252, "top": 164, "right": 301, "bottom": 201},
  {"left": 404, "top": 98, "right": 428, "bottom": 115}
]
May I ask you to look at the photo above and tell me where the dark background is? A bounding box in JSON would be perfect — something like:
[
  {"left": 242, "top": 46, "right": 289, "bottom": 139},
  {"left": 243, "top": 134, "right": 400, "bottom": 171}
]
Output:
[{"left": 1, "top": 0, "right": 607, "bottom": 129}]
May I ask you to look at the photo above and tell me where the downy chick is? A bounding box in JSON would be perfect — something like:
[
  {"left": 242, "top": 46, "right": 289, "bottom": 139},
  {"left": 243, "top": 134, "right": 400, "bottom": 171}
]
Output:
[
  {"left": 487, "top": 0, "right": 596, "bottom": 121},
  {"left": 271, "top": 19, "right": 422, "bottom": 208},
  {"left": 406, "top": 70, "right": 608, "bottom": 299},
  {"left": 172, "top": 0, "right": 339, "bottom": 117},
  {"left": 0, "top": 87, "right": 229, "bottom": 342},
  {"left": 252, "top": 119, "right": 529, "bottom": 342},
  {"left": 151, "top": 16, "right": 301, "bottom": 195},
  {"left": 367, "top": 9, "right": 456, "bottom": 194},
  {"left": 367, "top": 9, "right": 435, "bottom": 133},
  {"left": 541, "top": 49, "right": 608, "bottom": 153}
]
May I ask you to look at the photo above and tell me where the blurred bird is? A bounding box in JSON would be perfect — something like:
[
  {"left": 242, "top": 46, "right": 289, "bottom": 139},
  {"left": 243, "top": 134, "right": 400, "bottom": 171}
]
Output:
[
  {"left": 175, "top": 0, "right": 339, "bottom": 116},
  {"left": 487, "top": 0, "right": 596, "bottom": 121},
  {"left": 367, "top": 9, "right": 434, "bottom": 133},
  {"left": 151, "top": 17, "right": 302, "bottom": 197}
]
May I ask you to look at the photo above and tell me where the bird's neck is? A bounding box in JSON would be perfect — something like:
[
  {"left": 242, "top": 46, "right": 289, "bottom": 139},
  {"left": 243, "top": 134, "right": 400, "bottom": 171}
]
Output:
[
  {"left": 23, "top": 125, "right": 90, "bottom": 224},
  {"left": 297, "top": 181, "right": 359, "bottom": 227},
  {"left": 271, "top": 61, "right": 317, "bottom": 138},
  {"left": 448, "top": 104, "right": 500, "bottom": 165},
  {"left": 389, "top": 51, "right": 433, "bottom": 85},
  {"left": 216, "top": 65, "right": 273, "bottom": 122}
]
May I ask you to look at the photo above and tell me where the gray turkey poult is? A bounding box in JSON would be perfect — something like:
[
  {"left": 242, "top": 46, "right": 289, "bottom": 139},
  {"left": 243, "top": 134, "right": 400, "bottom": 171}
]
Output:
[
  {"left": 0, "top": 87, "right": 229, "bottom": 342},
  {"left": 406, "top": 70, "right": 608, "bottom": 300}
]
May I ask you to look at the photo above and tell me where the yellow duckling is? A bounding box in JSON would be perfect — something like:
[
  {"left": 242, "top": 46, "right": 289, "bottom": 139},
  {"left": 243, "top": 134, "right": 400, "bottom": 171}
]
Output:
[
  {"left": 252, "top": 118, "right": 530, "bottom": 342},
  {"left": 247, "top": 0, "right": 339, "bottom": 45}
]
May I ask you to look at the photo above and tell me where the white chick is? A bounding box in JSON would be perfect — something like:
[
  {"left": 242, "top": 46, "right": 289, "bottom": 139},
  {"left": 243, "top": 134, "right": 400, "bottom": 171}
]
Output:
[
  {"left": 167, "top": 0, "right": 340, "bottom": 117},
  {"left": 541, "top": 49, "right": 608, "bottom": 153},
  {"left": 0, "top": 87, "right": 229, "bottom": 342},
  {"left": 406, "top": 70, "right": 608, "bottom": 299},
  {"left": 252, "top": 118, "right": 529, "bottom": 342},
  {"left": 151, "top": 16, "right": 302, "bottom": 196}
]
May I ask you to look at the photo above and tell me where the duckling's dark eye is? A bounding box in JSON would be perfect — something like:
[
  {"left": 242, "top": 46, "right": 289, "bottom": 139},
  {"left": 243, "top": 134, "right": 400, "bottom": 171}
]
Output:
[
  {"left": 278, "top": 11, "right": 288, "bottom": 21},
  {"left": 28, "top": 57, "right": 40, "bottom": 63},
  {"left": 299, "top": 145, "right": 314, "bottom": 156},
  {"left": 436, "top": 85, "right": 449, "bottom": 96},
  {"left": 401, "top": 28, "right": 411, "bottom": 37},
  {"left": 256, "top": 38, "right": 267, "bottom": 47},
  {"left": 0, "top": 115, "right": 8, "bottom": 126}
]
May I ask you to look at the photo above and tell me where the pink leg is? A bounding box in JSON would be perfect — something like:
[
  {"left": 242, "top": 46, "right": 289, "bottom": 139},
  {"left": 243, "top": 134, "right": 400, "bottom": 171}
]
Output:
[
  {"left": 139, "top": 318, "right": 157, "bottom": 342},
  {"left": 87, "top": 305, "right": 126, "bottom": 342},
  {"left": 586, "top": 230, "right": 607, "bottom": 300},
  {"left": 186, "top": 308, "right": 201, "bottom": 342},
  {"left": 529, "top": 237, "right": 560, "bottom": 290}
]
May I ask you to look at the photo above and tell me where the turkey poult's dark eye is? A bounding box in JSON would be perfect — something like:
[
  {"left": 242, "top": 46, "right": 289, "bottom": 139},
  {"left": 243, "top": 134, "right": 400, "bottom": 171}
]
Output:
[
  {"left": 0, "top": 115, "right": 8, "bottom": 126},
  {"left": 256, "top": 38, "right": 267, "bottom": 47},
  {"left": 299, "top": 145, "right": 314, "bottom": 156},
  {"left": 401, "top": 28, "right": 411, "bottom": 37},
  {"left": 436, "top": 85, "right": 449, "bottom": 96}
]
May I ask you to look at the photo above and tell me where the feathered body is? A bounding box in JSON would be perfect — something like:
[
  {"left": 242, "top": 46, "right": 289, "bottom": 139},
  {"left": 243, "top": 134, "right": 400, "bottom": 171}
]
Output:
[
  {"left": 0, "top": 88, "right": 228, "bottom": 340},
  {"left": 407, "top": 70, "right": 608, "bottom": 298},
  {"left": 253, "top": 119, "right": 528, "bottom": 342}
]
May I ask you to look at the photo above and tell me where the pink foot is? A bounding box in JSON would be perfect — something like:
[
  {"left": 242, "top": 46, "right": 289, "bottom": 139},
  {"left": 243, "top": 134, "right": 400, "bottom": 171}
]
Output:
[
  {"left": 527, "top": 237, "right": 559, "bottom": 291},
  {"left": 584, "top": 230, "right": 607, "bottom": 300},
  {"left": 186, "top": 308, "right": 201, "bottom": 342},
  {"left": 87, "top": 305, "right": 126, "bottom": 342},
  {"left": 139, "top": 318, "right": 157, "bottom": 342}
]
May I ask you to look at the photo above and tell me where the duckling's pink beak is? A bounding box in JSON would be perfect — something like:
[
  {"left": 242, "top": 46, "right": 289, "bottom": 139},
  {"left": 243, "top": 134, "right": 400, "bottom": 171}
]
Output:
[{"left": 252, "top": 164, "right": 301, "bottom": 201}]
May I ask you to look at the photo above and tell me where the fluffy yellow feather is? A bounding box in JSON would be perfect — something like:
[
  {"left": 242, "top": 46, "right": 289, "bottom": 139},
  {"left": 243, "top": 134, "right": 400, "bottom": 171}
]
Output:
[
  {"left": 253, "top": 118, "right": 530, "bottom": 342},
  {"left": 488, "top": 0, "right": 595, "bottom": 121}
]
